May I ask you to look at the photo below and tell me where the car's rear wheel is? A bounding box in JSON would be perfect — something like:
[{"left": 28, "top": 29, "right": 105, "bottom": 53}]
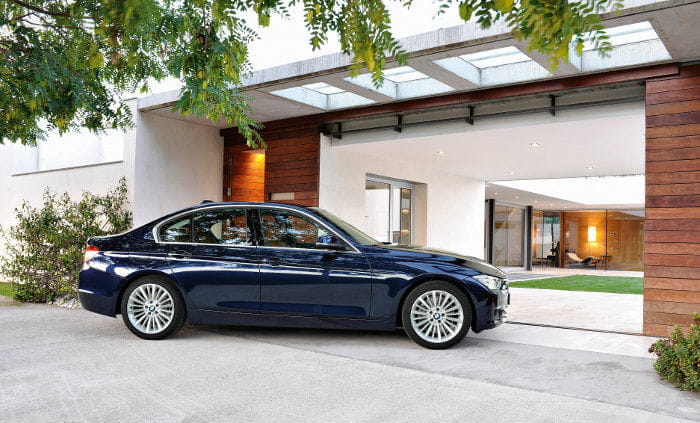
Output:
[
  {"left": 402, "top": 280, "right": 472, "bottom": 349},
  {"left": 121, "top": 276, "right": 186, "bottom": 340}
]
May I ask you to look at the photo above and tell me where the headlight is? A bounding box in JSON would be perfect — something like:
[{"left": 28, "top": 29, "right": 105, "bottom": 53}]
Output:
[{"left": 473, "top": 274, "right": 504, "bottom": 290}]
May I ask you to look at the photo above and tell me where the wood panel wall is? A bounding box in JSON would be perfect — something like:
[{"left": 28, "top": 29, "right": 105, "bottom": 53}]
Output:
[
  {"left": 644, "top": 64, "right": 700, "bottom": 336},
  {"left": 223, "top": 124, "right": 320, "bottom": 207},
  {"left": 223, "top": 145, "right": 265, "bottom": 202}
]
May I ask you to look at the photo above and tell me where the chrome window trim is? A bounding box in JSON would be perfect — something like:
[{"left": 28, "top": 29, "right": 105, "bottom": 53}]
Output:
[{"left": 152, "top": 204, "right": 362, "bottom": 254}]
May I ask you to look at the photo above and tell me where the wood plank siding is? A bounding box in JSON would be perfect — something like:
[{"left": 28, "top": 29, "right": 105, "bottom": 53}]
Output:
[
  {"left": 223, "top": 125, "right": 320, "bottom": 207},
  {"left": 223, "top": 144, "right": 265, "bottom": 202},
  {"left": 645, "top": 64, "right": 700, "bottom": 336}
]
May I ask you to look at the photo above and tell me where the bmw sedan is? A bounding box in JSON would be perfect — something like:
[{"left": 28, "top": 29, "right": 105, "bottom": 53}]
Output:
[{"left": 78, "top": 202, "right": 509, "bottom": 349}]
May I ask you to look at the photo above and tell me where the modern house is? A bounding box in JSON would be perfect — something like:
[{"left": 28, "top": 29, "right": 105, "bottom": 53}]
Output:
[{"left": 0, "top": 0, "right": 698, "bottom": 336}]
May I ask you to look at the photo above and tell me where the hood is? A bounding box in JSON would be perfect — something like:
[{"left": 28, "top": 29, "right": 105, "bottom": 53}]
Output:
[{"left": 372, "top": 244, "right": 507, "bottom": 279}]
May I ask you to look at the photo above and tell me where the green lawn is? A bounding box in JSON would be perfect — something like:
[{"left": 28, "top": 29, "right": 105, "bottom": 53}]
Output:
[
  {"left": 0, "top": 282, "right": 14, "bottom": 298},
  {"left": 509, "top": 275, "right": 643, "bottom": 294}
]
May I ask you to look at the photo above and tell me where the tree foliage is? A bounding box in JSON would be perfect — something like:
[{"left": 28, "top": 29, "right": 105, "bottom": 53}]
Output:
[
  {"left": 1, "top": 0, "right": 621, "bottom": 146},
  {"left": 0, "top": 178, "right": 132, "bottom": 302}
]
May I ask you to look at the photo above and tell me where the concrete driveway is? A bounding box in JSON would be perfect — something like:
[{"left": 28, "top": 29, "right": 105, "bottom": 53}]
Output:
[
  {"left": 1, "top": 297, "right": 698, "bottom": 422},
  {"left": 507, "top": 287, "right": 644, "bottom": 334}
]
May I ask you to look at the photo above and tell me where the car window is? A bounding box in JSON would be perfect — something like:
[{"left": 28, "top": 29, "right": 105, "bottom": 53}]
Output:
[
  {"left": 192, "top": 208, "right": 252, "bottom": 246},
  {"left": 259, "top": 209, "right": 331, "bottom": 249},
  {"left": 160, "top": 215, "right": 192, "bottom": 243}
]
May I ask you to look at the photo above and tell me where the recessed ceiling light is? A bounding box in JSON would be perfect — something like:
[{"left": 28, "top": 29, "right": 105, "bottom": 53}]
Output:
[
  {"left": 529, "top": 142, "right": 540, "bottom": 147},
  {"left": 508, "top": 170, "right": 516, "bottom": 175},
  {"left": 515, "top": 196, "right": 519, "bottom": 199},
  {"left": 534, "top": 200, "right": 538, "bottom": 203},
  {"left": 550, "top": 203, "right": 554, "bottom": 206},
  {"left": 493, "top": 192, "right": 498, "bottom": 195},
  {"left": 437, "top": 150, "right": 445, "bottom": 155},
  {"left": 586, "top": 165, "right": 594, "bottom": 170}
]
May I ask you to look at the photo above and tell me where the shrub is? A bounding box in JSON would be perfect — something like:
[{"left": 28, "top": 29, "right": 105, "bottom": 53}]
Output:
[
  {"left": 649, "top": 314, "right": 700, "bottom": 391},
  {"left": 0, "top": 178, "right": 132, "bottom": 302}
]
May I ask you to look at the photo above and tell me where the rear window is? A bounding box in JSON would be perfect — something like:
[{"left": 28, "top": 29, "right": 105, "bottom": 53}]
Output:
[{"left": 159, "top": 215, "right": 191, "bottom": 243}]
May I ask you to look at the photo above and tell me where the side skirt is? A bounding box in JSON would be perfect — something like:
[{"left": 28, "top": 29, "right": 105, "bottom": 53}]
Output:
[{"left": 187, "top": 309, "right": 397, "bottom": 331}]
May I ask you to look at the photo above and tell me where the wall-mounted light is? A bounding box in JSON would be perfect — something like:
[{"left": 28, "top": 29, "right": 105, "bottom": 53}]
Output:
[{"left": 588, "top": 226, "right": 597, "bottom": 242}]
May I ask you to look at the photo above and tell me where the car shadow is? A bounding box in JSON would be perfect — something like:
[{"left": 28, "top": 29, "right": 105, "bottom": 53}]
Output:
[{"left": 172, "top": 323, "right": 481, "bottom": 350}]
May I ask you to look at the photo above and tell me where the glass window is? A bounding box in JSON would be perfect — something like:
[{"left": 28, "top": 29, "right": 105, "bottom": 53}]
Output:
[
  {"left": 309, "top": 208, "right": 379, "bottom": 246},
  {"left": 259, "top": 209, "right": 330, "bottom": 249},
  {"left": 364, "top": 180, "right": 391, "bottom": 242},
  {"left": 560, "top": 209, "right": 643, "bottom": 271},
  {"left": 606, "top": 210, "right": 644, "bottom": 271},
  {"left": 493, "top": 205, "right": 525, "bottom": 267},
  {"left": 192, "top": 208, "right": 252, "bottom": 246},
  {"left": 364, "top": 176, "right": 414, "bottom": 245},
  {"left": 532, "top": 211, "right": 561, "bottom": 268},
  {"left": 160, "top": 216, "right": 192, "bottom": 243},
  {"left": 392, "top": 187, "right": 412, "bottom": 245}
]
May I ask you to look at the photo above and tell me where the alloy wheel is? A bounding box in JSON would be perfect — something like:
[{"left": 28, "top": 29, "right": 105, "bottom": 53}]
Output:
[
  {"left": 126, "top": 283, "right": 175, "bottom": 334},
  {"left": 409, "top": 289, "right": 464, "bottom": 343}
]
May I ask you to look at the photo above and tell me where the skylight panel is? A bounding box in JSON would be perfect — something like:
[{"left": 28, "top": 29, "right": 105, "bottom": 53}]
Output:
[
  {"left": 460, "top": 47, "right": 531, "bottom": 69},
  {"left": 270, "top": 83, "right": 373, "bottom": 110},
  {"left": 383, "top": 66, "right": 429, "bottom": 83},
  {"left": 344, "top": 66, "right": 453, "bottom": 99},
  {"left": 302, "top": 82, "right": 346, "bottom": 95},
  {"left": 434, "top": 46, "right": 550, "bottom": 86},
  {"left": 582, "top": 22, "right": 659, "bottom": 51},
  {"left": 569, "top": 21, "right": 671, "bottom": 71}
]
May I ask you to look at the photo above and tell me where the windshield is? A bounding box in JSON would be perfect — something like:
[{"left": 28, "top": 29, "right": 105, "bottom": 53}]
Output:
[{"left": 308, "top": 208, "right": 381, "bottom": 246}]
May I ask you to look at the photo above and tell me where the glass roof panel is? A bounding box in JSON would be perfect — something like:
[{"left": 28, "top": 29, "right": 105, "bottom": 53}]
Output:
[
  {"left": 302, "top": 82, "right": 346, "bottom": 95},
  {"left": 582, "top": 22, "right": 659, "bottom": 51},
  {"left": 459, "top": 47, "right": 531, "bottom": 69},
  {"left": 383, "top": 66, "right": 430, "bottom": 83}
]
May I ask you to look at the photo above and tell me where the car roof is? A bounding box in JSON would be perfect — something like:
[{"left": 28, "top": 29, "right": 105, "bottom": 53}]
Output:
[{"left": 189, "top": 201, "right": 313, "bottom": 211}]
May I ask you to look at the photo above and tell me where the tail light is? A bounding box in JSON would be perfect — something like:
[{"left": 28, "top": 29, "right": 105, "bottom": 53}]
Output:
[{"left": 83, "top": 245, "right": 100, "bottom": 263}]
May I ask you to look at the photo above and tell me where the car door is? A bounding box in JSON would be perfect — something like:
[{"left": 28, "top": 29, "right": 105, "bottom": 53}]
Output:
[
  {"left": 161, "top": 207, "right": 260, "bottom": 311},
  {"left": 255, "top": 207, "right": 373, "bottom": 318}
]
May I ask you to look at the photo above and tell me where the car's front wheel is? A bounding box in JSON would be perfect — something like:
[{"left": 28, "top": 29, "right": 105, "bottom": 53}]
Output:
[
  {"left": 402, "top": 281, "right": 472, "bottom": 349},
  {"left": 121, "top": 276, "right": 186, "bottom": 340}
]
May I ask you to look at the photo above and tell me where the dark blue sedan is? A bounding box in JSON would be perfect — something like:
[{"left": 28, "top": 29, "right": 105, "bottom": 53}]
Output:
[{"left": 79, "top": 202, "right": 509, "bottom": 349}]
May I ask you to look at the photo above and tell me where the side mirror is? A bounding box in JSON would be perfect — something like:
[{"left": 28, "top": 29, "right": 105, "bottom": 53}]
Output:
[{"left": 316, "top": 235, "right": 347, "bottom": 251}]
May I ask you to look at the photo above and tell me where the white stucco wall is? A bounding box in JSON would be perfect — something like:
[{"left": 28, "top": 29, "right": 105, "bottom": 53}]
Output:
[
  {"left": 319, "top": 135, "right": 485, "bottom": 258},
  {"left": 0, "top": 100, "right": 224, "bottom": 239},
  {"left": 131, "top": 111, "right": 223, "bottom": 226},
  {"left": 0, "top": 117, "right": 135, "bottom": 239}
]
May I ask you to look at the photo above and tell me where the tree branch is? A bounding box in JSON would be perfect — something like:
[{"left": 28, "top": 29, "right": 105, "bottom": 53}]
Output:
[{"left": 10, "top": 0, "right": 71, "bottom": 17}]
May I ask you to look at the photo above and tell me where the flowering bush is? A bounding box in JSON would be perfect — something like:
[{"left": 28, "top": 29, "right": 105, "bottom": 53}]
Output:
[{"left": 0, "top": 178, "right": 131, "bottom": 302}]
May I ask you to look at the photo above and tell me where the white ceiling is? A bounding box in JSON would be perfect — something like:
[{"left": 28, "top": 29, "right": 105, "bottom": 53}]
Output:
[
  {"left": 332, "top": 100, "right": 645, "bottom": 182},
  {"left": 485, "top": 178, "right": 644, "bottom": 210}
]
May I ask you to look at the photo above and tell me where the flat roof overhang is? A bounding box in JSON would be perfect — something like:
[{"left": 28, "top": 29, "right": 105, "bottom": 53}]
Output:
[{"left": 138, "top": 0, "right": 700, "bottom": 129}]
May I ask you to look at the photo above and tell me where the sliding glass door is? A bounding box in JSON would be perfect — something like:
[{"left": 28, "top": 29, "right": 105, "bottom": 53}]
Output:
[
  {"left": 364, "top": 176, "right": 413, "bottom": 245},
  {"left": 492, "top": 204, "right": 526, "bottom": 267}
]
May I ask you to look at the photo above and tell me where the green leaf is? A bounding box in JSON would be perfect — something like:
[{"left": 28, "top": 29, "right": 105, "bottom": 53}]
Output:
[{"left": 493, "top": 0, "right": 515, "bottom": 13}]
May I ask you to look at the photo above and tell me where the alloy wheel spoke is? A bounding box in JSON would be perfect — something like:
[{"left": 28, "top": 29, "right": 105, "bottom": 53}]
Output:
[
  {"left": 127, "top": 284, "right": 174, "bottom": 334},
  {"left": 410, "top": 290, "right": 464, "bottom": 344}
]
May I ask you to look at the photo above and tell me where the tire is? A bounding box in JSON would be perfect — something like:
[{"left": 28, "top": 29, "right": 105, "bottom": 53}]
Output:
[
  {"left": 120, "top": 276, "right": 186, "bottom": 340},
  {"left": 401, "top": 280, "right": 472, "bottom": 349}
]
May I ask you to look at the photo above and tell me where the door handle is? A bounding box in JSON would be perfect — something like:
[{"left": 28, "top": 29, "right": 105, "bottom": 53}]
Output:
[{"left": 167, "top": 249, "right": 192, "bottom": 259}]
